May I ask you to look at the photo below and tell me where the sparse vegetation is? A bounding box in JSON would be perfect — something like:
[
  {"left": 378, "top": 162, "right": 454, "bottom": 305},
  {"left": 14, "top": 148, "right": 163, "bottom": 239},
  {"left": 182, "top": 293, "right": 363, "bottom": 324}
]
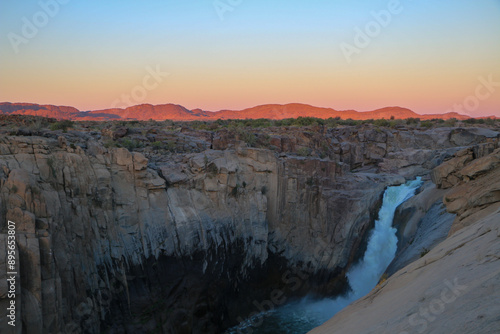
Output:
[
  {"left": 165, "top": 141, "right": 176, "bottom": 152},
  {"left": 103, "top": 139, "right": 119, "bottom": 149},
  {"left": 50, "top": 120, "right": 74, "bottom": 132},
  {"left": 297, "top": 147, "right": 311, "bottom": 157},
  {"left": 443, "top": 118, "right": 457, "bottom": 127},
  {"left": 406, "top": 118, "right": 420, "bottom": 125},
  {"left": 120, "top": 138, "right": 143, "bottom": 151},
  {"left": 1, "top": 114, "right": 498, "bottom": 166},
  {"left": 484, "top": 118, "right": 495, "bottom": 126},
  {"left": 152, "top": 141, "right": 163, "bottom": 149},
  {"left": 421, "top": 121, "right": 433, "bottom": 128},
  {"left": 29, "top": 118, "right": 45, "bottom": 131},
  {"left": 374, "top": 119, "right": 390, "bottom": 127},
  {"left": 5, "top": 113, "right": 497, "bottom": 139},
  {"left": 239, "top": 131, "right": 257, "bottom": 147}
]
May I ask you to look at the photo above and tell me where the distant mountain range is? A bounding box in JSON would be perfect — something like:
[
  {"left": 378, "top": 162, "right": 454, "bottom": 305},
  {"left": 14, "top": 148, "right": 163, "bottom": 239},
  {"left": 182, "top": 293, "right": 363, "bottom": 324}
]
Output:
[{"left": 0, "top": 102, "right": 481, "bottom": 121}]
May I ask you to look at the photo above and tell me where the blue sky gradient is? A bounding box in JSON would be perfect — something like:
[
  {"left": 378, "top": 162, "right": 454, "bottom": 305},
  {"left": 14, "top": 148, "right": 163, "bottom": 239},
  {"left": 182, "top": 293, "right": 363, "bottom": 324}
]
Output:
[{"left": 1, "top": 0, "right": 499, "bottom": 116}]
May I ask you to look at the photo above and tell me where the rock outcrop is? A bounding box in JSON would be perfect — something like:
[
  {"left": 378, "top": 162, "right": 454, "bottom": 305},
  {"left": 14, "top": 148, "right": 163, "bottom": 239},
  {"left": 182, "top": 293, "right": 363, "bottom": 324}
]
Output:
[
  {"left": 0, "top": 123, "right": 498, "bottom": 333},
  {"left": 309, "top": 143, "right": 500, "bottom": 334}
]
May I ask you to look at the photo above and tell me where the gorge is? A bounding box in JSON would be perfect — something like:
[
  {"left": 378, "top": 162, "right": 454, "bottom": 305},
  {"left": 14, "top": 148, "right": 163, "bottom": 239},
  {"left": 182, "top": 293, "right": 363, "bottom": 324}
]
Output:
[
  {"left": 0, "top": 115, "right": 499, "bottom": 333},
  {"left": 226, "top": 178, "right": 423, "bottom": 334}
]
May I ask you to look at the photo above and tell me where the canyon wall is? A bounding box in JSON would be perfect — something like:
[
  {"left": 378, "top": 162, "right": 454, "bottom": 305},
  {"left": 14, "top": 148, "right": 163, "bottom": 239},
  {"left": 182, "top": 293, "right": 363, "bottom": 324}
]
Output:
[
  {"left": 310, "top": 134, "right": 500, "bottom": 334},
  {"left": 0, "top": 125, "right": 497, "bottom": 333}
]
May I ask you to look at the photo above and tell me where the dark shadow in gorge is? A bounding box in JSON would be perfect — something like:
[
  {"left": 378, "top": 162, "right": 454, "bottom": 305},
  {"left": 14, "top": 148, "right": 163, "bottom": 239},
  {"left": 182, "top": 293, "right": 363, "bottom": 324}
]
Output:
[{"left": 100, "top": 242, "right": 354, "bottom": 333}]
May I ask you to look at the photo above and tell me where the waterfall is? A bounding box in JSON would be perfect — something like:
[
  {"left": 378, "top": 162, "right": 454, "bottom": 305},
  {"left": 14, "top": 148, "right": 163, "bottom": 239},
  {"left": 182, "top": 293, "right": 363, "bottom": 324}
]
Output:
[
  {"left": 226, "top": 177, "right": 423, "bottom": 334},
  {"left": 345, "top": 176, "right": 423, "bottom": 300}
]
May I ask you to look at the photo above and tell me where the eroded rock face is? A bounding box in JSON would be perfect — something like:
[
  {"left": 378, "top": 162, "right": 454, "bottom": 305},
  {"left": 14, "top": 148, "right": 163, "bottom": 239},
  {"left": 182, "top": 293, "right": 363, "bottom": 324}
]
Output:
[
  {"left": 430, "top": 142, "right": 500, "bottom": 234},
  {"left": 0, "top": 126, "right": 497, "bottom": 333},
  {"left": 444, "top": 155, "right": 500, "bottom": 234},
  {"left": 309, "top": 141, "right": 500, "bottom": 334}
]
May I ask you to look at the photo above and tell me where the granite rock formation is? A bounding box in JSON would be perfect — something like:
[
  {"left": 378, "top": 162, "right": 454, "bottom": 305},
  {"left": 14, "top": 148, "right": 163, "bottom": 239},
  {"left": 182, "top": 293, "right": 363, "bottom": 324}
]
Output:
[{"left": 310, "top": 140, "right": 500, "bottom": 334}]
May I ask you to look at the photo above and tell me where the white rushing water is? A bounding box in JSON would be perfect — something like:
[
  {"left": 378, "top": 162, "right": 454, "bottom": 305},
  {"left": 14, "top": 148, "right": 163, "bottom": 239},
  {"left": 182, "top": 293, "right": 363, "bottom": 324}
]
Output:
[
  {"left": 345, "top": 176, "right": 423, "bottom": 300},
  {"left": 226, "top": 177, "right": 423, "bottom": 334}
]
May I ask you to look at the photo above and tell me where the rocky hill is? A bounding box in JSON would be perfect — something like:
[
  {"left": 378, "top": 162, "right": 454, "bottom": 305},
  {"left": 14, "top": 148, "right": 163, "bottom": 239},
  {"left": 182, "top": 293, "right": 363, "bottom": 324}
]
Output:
[
  {"left": 0, "top": 116, "right": 498, "bottom": 333},
  {"left": 0, "top": 103, "right": 80, "bottom": 119},
  {"left": 0, "top": 102, "right": 474, "bottom": 122}
]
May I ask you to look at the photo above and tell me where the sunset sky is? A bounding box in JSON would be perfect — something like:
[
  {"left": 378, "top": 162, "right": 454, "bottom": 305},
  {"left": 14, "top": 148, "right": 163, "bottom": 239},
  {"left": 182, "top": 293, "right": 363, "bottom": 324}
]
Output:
[{"left": 1, "top": 0, "right": 499, "bottom": 116}]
